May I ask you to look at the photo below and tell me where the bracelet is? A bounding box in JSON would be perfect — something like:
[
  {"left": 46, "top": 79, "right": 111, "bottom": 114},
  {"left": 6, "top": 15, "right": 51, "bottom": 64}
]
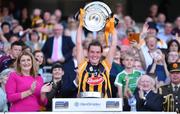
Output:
[{"left": 28, "top": 89, "right": 33, "bottom": 95}]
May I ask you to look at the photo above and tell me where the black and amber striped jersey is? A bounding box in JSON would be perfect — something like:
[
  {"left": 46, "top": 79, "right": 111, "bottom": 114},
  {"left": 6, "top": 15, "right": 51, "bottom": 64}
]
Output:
[{"left": 78, "top": 58, "right": 112, "bottom": 98}]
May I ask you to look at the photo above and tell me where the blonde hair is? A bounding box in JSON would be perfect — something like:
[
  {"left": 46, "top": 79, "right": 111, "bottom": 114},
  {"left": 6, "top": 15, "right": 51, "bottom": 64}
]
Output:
[
  {"left": 122, "top": 51, "right": 135, "bottom": 60},
  {"left": 15, "top": 51, "right": 38, "bottom": 77}
]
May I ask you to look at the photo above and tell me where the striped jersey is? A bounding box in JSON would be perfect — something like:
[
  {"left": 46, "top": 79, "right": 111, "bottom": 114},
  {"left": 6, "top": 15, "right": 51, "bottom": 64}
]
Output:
[{"left": 78, "top": 59, "right": 112, "bottom": 98}]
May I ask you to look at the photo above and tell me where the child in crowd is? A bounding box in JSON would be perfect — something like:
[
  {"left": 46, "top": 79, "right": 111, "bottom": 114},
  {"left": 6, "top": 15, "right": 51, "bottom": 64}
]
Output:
[
  {"left": 114, "top": 51, "right": 142, "bottom": 98},
  {"left": 133, "top": 60, "right": 145, "bottom": 74}
]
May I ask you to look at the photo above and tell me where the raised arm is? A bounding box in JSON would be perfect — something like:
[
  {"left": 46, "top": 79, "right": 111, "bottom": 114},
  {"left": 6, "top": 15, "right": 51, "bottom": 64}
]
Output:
[
  {"left": 106, "top": 28, "right": 118, "bottom": 65},
  {"left": 76, "top": 25, "right": 84, "bottom": 65},
  {"left": 76, "top": 9, "right": 85, "bottom": 65}
]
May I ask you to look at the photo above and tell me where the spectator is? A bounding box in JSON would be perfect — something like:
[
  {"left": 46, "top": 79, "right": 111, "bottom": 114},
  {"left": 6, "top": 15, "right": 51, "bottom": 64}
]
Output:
[
  {"left": 147, "top": 49, "right": 169, "bottom": 87},
  {"left": 33, "top": 50, "right": 46, "bottom": 81},
  {"left": 19, "top": 8, "right": 32, "bottom": 30},
  {"left": 39, "top": 11, "right": 52, "bottom": 42},
  {"left": 1, "top": 22, "right": 12, "bottom": 41},
  {"left": 114, "top": 3, "right": 125, "bottom": 21},
  {"left": 42, "top": 23, "right": 75, "bottom": 65},
  {"left": 54, "top": 9, "right": 62, "bottom": 23},
  {"left": 117, "top": 16, "right": 139, "bottom": 39},
  {"left": 110, "top": 46, "right": 124, "bottom": 98},
  {"left": 0, "top": 41, "right": 23, "bottom": 73},
  {"left": 26, "top": 30, "right": 43, "bottom": 52},
  {"left": 11, "top": 19, "right": 19, "bottom": 29},
  {"left": 171, "top": 16, "right": 180, "bottom": 37},
  {"left": 127, "top": 75, "right": 163, "bottom": 111},
  {"left": 114, "top": 51, "right": 141, "bottom": 98},
  {"left": 10, "top": 35, "right": 19, "bottom": 44},
  {"left": 134, "top": 60, "right": 145, "bottom": 74},
  {"left": 31, "top": 8, "right": 42, "bottom": 28},
  {"left": 157, "top": 22, "right": 174, "bottom": 43},
  {"left": 148, "top": 4, "right": 158, "bottom": 22},
  {"left": 167, "top": 51, "right": 179, "bottom": 64},
  {"left": 165, "top": 39, "right": 180, "bottom": 62},
  {"left": 158, "top": 63, "right": 180, "bottom": 113},
  {"left": 167, "top": 39, "right": 180, "bottom": 52},
  {"left": 156, "top": 13, "right": 166, "bottom": 34},
  {"left": 5, "top": 51, "right": 52, "bottom": 112},
  {"left": 140, "top": 36, "right": 160, "bottom": 69},
  {"left": 64, "top": 16, "right": 83, "bottom": 45},
  {"left": 1, "top": 6, "right": 14, "bottom": 24},
  {"left": 46, "top": 63, "right": 64, "bottom": 111},
  {"left": 141, "top": 22, "right": 167, "bottom": 48},
  {"left": 0, "top": 68, "right": 12, "bottom": 112}
]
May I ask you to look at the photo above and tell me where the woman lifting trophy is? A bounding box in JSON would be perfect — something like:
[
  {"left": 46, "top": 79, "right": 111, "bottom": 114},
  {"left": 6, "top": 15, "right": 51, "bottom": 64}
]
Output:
[{"left": 74, "top": 1, "right": 118, "bottom": 98}]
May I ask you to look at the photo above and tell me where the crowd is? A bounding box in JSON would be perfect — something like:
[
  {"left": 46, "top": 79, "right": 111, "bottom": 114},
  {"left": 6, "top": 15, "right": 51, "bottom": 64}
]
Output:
[{"left": 0, "top": 2, "right": 180, "bottom": 113}]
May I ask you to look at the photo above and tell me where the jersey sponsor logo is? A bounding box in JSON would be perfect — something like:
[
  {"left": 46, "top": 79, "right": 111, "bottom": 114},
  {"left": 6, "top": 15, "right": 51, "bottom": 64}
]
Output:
[{"left": 87, "top": 76, "right": 104, "bottom": 85}]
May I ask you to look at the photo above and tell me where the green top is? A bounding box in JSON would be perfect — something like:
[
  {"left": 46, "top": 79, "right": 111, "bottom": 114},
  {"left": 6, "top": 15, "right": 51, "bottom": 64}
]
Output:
[{"left": 114, "top": 70, "right": 141, "bottom": 95}]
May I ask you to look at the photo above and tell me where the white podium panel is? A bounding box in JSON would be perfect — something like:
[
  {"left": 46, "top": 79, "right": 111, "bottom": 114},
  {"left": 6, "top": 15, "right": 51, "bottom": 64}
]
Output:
[
  {"left": 113, "top": 112, "right": 177, "bottom": 114},
  {"left": 5, "top": 112, "right": 177, "bottom": 114},
  {"left": 53, "top": 98, "right": 123, "bottom": 112}
]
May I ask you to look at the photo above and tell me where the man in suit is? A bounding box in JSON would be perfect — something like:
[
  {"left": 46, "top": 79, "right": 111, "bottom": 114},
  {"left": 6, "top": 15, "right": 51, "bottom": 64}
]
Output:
[
  {"left": 42, "top": 23, "right": 75, "bottom": 65},
  {"left": 158, "top": 63, "right": 180, "bottom": 113},
  {"left": 134, "top": 75, "right": 163, "bottom": 111},
  {"left": 125, "top": 75, "right": 163, "bottom": 111}
]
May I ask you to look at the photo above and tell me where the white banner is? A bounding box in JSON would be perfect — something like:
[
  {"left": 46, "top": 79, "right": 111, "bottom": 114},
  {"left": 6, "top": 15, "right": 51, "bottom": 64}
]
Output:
[
  {"left": 53, "top": 98, "right": 123, "bottom": 112},
  {"left": 5, "top": 112, "right": 177, "bottom": 114}
]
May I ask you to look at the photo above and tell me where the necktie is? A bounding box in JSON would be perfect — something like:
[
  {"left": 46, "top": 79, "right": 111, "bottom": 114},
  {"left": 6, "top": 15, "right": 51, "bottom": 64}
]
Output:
[
  {"left": 52, "top": 38, "right": 59, "bottom": 62},
  {"left": 174, "top": 85, "right": 178, "bottom": 93}
]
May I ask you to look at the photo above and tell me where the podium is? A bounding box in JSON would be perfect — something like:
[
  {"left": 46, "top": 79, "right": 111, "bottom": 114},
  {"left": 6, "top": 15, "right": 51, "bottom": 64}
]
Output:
[{"left": 53, "top": 98, "right": 123, "bottom": 112}]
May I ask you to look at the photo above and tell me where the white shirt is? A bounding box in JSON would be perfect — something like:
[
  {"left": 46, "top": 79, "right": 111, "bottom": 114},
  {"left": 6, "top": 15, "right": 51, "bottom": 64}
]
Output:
[{"left": 141, "top": 45, "right": 153, "bottom": 69}]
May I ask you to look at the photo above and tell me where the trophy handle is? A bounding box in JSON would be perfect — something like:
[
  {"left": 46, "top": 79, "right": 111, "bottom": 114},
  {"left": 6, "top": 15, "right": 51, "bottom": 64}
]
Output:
[
  {"left": 74, "top": 10, "right": 80, "bottom": 21},
  {"left": 75, "top": 10, "right": 119, "bottom": 27}
]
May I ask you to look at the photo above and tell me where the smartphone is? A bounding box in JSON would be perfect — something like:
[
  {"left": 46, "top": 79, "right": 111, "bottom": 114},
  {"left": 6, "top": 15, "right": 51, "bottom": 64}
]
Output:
[{"left": 128, "top": 33, "right": 140, "bottom": 43}]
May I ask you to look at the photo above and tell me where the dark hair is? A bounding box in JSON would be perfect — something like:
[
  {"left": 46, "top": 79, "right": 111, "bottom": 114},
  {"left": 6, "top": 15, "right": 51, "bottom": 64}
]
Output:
[
  {"left": 11, "top": 41, "right": 24, "bottom": 49},
  {"left": 88, "top": 40, "right": 103, "bottom": 53},
  {"left": 29, "top": 30, "right": 40, "bottom": 41},
  {"left": 51, "top": 62, "right": 63, "bottom": 73},
  {"left": 147, "top": 22, "right": 158, "bottom": 33},
  {"left": 1, "top": 22, "right": 11, "bottom": 29},
  {"left": 167, "top": 39, "right": 180, "bottom": 52},
  {"left": 126, "top": 27, "right": 135, "bottom": 34},
  {"left": 33, "top": 50, "right": 45, "bottom": 66}
]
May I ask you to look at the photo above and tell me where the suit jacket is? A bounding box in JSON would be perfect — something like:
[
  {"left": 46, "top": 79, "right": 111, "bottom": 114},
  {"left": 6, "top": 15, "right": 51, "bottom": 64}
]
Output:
[
  {"left": 61, "top": 59, "right": 77, "bottom": 98},
  {"left": 135, "top": 89, "right": 163, "bottom": 111},
  {"left": 42, "top": 36, "right": 75, "bottom": 63},
  {"left": 158, "top": 84, "right": 180, "bottom": 113}
]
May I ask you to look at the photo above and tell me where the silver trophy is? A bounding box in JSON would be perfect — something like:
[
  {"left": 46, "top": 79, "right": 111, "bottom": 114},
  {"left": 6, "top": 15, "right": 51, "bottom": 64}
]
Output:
[{"left": 82, "top": 1, "right": 112, "bottom": 32}]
